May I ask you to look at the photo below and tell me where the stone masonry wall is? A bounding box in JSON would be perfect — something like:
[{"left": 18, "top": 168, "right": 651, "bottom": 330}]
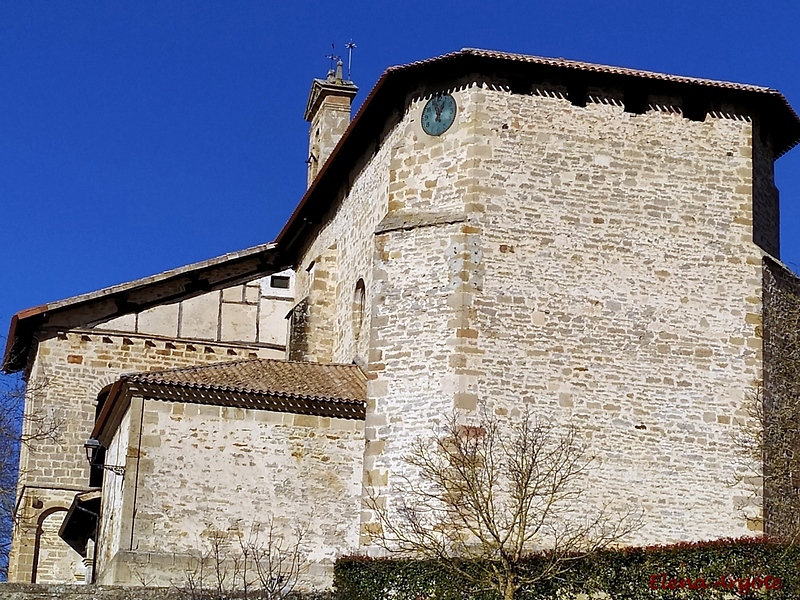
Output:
[
  {"left": 9, "top": 489, "right": 89, "bottom": 584},
  {"left": 293, "top": 82, "right": 495, "bottom": 546},
  {"left": 467, "top": 83, "right": 766, "bottom": 543},
  {"left": 95, "top": 398, "right": 364, "bottom": 589},
  {"left": 308, "top": 95, "right": 353, "bottom": 187},
  {"left": 34, "top": 508, "right": 81, "bottom": 583},
  {"left": 294, "top": 107, "right": 400, "bottom": 368},
  {"left": 363, "top": 221, "right": 473, "bottom": 545},
  {"left": 299, "top": 244, "right": 339, "bottom": 363},
  {"left": 10, "top": 330, "right": 283, "bottom": 584},
  {"left": 359, "top": 85, "right": 483, "bottom": 545}
]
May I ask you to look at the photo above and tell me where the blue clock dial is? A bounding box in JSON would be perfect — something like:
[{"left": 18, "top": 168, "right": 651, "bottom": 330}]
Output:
[{"left": 421, "top": 94, "right": 457, "bottom": 136}]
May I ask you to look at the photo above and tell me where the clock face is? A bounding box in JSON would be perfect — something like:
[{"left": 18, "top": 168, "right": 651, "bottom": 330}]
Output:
[{"left": 421, "top": 94, "right": 457, "bottom": 136}]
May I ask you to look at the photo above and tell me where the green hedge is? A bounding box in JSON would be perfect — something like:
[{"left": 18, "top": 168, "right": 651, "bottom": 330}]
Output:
[{"left": 334, "top": 537, "right": 800, "bottom": 599}]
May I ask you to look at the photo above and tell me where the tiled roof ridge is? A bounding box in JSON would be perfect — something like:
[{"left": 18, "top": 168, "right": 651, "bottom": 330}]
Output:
[{"left": 390, "top": 47, "right": 779, "bottom": 95}]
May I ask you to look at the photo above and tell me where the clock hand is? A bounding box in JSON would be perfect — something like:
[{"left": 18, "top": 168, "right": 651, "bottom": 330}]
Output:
[{"left": 433, "top": 97, "right": 443, "bottom": 121}]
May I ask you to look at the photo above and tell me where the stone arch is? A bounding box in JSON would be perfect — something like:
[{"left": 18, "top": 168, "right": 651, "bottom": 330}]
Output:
[
  {"left": 86, "top": 375, "right": 121, "bottom": 403},
  {"left": 30, "top": 505, "right": 70, "bottom": 583}
]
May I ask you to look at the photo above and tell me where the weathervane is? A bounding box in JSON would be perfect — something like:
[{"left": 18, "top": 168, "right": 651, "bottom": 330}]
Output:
[
  {"left": 345, "top": 40, "right": 357, "bottom": 80},
  {"left": 326, "top": 42, "right": 340, "bottom": 74}
]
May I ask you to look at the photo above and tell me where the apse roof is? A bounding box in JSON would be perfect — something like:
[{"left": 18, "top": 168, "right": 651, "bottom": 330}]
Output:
[{"left": 91, "top": 358, "right": 367, "bottom": 444}]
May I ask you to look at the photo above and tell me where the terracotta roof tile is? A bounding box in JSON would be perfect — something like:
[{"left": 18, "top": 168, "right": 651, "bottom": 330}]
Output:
[
  {"left": 127, "top": 358, "right": 366, "bottom": 404},
  {"left": 92, "top": 359, "right": 367, "bottom": 442},
  {"left": 399, "top": 48, "right": 782, "bottom": 95}
]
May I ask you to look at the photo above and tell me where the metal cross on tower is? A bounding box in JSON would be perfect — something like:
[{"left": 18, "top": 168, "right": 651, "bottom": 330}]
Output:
[{"left": 345, "top": 41, "right": 357, "bottom": 80}]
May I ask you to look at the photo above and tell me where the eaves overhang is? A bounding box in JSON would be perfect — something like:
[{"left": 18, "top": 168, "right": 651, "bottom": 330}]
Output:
[{"left": 93, "top": 381, "right": 365, "bottom": 446}]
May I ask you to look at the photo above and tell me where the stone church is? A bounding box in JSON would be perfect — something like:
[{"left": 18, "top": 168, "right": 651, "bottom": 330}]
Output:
[{"left": 4, "top": 48, "right": 800, "bottom": 588}]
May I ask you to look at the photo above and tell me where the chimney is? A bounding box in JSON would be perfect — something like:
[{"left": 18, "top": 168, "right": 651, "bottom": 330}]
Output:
[{"left": 303, "top": 60, "right": 358, "bottom": 188}]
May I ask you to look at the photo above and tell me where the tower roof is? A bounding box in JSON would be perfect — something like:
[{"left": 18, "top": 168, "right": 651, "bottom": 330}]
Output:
[
  {"left": 304, "top": 59, "right": 358, "bottom": 122},
  {"left": 274, "top": 48, "right": 800, "bottom": 264}
]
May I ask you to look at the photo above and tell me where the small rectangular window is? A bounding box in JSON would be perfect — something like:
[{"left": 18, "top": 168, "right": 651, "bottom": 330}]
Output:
[{"left": 271, "top": 275, "right": 290, "bottom": 289}]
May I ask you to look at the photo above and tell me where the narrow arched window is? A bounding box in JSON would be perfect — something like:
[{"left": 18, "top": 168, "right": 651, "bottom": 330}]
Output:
[{"left": 352, "top": 279, "right": 366, "bottom": 340}]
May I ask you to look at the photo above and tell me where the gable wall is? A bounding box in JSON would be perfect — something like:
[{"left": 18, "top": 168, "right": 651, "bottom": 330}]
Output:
[{"left": 91, "top": 272, "right": 294, "bottom": 347}]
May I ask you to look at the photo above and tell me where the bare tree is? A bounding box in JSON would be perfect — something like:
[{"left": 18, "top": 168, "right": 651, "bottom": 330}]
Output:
[
  {"left": 367, "top": 406, "right": 642, "bottom": 600},
  {"left": 0, "top": 374, "right": 22, "bottom": 580},
  {"left": 247, "top": 518, "right": 308, "bottom": 600},
  {"left": 183, "top": 517, "right": 310, "bottom": 600},
  {"left": 0, "top": 369, "right": 61, "bottom": 580},
  {"left": 732, "top": 261, "right": 800, "bottom": 542},
  {"left": 732, "top": 383, "right": 799, "bottom": 540}
]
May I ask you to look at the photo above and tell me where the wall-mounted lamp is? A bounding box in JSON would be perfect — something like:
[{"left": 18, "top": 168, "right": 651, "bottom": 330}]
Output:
[{"left": 83, "top": 438, "right": 125, "bottom": 476}]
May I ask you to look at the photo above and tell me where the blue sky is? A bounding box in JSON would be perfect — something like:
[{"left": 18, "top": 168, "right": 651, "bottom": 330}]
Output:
[{"left": 1, "top": 0, "right": 799, "bottom": 350}]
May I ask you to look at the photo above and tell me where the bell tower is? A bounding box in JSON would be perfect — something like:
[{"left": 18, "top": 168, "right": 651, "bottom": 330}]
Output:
[{"left": 304, "top": 59, "right": 358, "bottom": 188}]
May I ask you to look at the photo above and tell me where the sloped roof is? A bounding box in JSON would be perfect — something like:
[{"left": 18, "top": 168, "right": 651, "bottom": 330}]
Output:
[
  {"left": 273, "top": 48, "right": 800, "bottom": 264},
  {"left": 409, "top": 48, "right": 789, "bottom": 95},
  {"left": 92, "top": 359, "right": 367, "bottom": 443},
  {"left": 3, "top": 242, "right": 284, "bottom": 373},
  {"left": 128, "top": 358, "right": 367, "bottom": 403}
]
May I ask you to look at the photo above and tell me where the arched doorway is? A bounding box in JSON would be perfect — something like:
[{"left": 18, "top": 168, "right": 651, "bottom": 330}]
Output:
[{"left": 31, "top": 507, "right": 83, "bottom": 583}]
